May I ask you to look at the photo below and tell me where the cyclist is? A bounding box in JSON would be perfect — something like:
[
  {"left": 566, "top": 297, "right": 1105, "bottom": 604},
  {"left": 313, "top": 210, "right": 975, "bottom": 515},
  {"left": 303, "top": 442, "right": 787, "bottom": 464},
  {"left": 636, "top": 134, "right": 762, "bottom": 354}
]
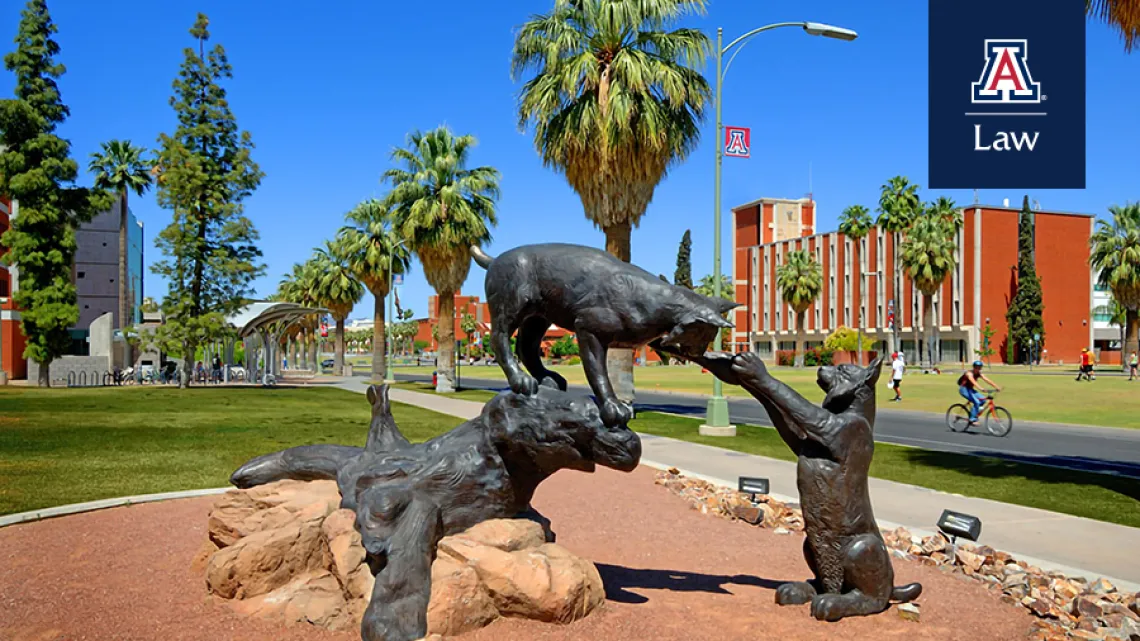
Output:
[{"left": 958, "top": 360, "right": 1002, "bottom": 427}]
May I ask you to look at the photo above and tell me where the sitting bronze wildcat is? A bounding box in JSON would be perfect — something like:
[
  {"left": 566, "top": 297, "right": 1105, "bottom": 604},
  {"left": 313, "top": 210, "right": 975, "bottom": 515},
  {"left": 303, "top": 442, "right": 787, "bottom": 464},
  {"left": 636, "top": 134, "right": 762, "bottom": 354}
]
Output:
[
  {"left": 472, "top": 243, "right": 737, "bottom": 426},
  {"left": 665, "top": 349, "right": 923, "bottom": 621}
]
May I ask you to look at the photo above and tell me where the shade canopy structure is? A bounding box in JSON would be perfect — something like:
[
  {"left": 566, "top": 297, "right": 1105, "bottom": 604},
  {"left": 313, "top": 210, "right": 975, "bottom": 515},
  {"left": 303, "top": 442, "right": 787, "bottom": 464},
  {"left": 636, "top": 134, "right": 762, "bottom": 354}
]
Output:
[
  {"left": 224, "top": 301, "right": 328, "bottom": 384},
  {"left": 226, "top": 301, "right": 328, "bottom": 339}
]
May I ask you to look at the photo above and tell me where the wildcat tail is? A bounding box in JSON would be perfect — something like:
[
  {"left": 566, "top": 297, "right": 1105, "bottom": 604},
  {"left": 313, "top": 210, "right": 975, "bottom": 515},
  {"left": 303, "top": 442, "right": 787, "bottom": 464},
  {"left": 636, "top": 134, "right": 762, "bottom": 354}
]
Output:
[
  {"left": 891, "top": 582, "right": 923, "bottom": 602},
  {"left": 471, "top": 245, "right": 494, "bottom": 269}
]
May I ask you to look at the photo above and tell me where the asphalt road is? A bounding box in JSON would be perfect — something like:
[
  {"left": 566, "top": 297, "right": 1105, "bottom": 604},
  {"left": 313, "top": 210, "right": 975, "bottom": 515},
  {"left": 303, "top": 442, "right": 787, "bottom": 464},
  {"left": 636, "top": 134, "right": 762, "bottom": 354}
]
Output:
[{"left": 392, "top": 371, "right": 1140, "bottom": 479}]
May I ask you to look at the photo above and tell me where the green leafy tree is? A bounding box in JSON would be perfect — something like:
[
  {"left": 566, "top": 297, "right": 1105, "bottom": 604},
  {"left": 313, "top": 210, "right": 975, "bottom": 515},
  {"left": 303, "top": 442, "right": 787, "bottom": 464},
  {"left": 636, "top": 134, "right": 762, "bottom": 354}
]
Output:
[
  {"left": 1089, "top": 202, "right": 1140, "bottom": 370},
  {"left": 460, "top": 312, "right": 478, "bottom": 358},
  {"left": 151, "top": 13, "right": 264, "bottom": 387},
  {"left": 337, "top": 198, "right": 411, "bottom": 380},
  {"left": 0, "top": 0, "right": 112, "bottom": 386},
  {"left": 550, "top": 334, "right": 579, "bottom": 358},
  {"left": 383, "top": 126, "right": 500, "bottom": 393},
  {"left": 1088, "top": 0, "right": 1140, "bottom": 51},
  {"left": 775, "top": 250, "right": 823, "bottom": 367},
  {"left": 824, "top": 326, "right": 861, "bottom": 353},
  {"left": 674, "top": 230, "right": 693, "bottom": 289},
  {"left": 308, "top": 240, "right": 364, "bottom": 376},
  {"left": 1005, "top": 196, "right": 1046, "bottom": 363},
  {"left": 900, "top": 209, "right": 958, "bottom": 368},
  {"left": 876, "top": 176, "right": 921, "bottom": 356},
  {"left": 976, "top": 321, "right": 996, "bottom": 367},
  {"left": 838, "top": 204, "right": 873, "bottom": 351},
  {"left": 927, "top": 196, "right": 963, "bottom": 234},
  {"left": 512, "top": 0, "right": 712, "bottom": 398}
]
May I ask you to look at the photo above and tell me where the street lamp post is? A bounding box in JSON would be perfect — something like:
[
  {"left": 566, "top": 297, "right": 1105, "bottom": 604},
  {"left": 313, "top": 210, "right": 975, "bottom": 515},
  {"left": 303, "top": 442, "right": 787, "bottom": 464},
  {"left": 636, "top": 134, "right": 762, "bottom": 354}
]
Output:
[
  {"left": 703, "top": 21, "right": 858, "bottom": 437},
  {"left": 385, "top": 239, "right": 408, "bottom": 384},
  {"left": 858, "top": 270, "right": 881, "bottom": 366}
]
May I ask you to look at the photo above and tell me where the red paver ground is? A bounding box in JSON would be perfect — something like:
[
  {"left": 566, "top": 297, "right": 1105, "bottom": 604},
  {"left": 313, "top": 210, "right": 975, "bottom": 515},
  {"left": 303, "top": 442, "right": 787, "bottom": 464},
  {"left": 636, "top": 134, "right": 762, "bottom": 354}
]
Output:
[{"left": 0, "top": 465, "right": 1032, "bottom": 641}]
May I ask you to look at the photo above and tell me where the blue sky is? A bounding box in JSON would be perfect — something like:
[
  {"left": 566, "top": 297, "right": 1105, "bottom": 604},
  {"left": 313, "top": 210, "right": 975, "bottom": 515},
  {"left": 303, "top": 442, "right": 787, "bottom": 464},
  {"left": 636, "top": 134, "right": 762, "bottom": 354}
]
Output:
[{"left": 2, "top": 1, "right": 1137, "bottom": 322}]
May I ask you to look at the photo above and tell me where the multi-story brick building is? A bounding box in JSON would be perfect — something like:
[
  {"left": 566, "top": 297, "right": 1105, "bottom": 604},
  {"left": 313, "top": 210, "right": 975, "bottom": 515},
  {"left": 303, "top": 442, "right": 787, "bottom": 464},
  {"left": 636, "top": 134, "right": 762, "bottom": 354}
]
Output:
[
  {"left": 732, "top": 197, "right": 1095, "bottom": 365},
  {"left": 413, "top": 292, "right": 571, "bottom": 355}
]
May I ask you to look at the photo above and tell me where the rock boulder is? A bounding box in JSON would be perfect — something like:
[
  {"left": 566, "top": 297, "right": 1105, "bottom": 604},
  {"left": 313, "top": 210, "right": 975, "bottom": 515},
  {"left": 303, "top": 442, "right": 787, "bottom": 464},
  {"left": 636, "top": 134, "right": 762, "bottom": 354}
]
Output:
[{"left": 200, "top": 480, "right": 604, "bottom": 636}]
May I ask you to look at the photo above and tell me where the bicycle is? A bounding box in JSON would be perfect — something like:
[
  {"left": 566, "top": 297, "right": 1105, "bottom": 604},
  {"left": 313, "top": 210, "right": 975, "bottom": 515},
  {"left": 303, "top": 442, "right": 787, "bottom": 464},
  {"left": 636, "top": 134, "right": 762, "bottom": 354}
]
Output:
[{"left": 945, "top": 390, "right": 1012, "bottom": 437}]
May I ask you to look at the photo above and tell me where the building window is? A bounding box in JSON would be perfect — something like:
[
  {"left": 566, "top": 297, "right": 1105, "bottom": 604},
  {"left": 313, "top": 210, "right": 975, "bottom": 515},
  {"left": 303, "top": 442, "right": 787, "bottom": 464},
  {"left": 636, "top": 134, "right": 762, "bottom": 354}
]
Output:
[{"left": 77, "top": 271, "right": 85, "bottom": 279}]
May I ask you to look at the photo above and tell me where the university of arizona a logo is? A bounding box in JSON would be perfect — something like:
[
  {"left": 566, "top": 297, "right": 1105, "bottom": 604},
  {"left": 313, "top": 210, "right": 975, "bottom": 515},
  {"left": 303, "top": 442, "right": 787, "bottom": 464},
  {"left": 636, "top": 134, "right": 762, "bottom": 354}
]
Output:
[
  {"left": 971, "top": 39, "right": 1041, "bottom": 103},
  {"left": 724, "top": 126, "right": 750, "bottom": 158}
]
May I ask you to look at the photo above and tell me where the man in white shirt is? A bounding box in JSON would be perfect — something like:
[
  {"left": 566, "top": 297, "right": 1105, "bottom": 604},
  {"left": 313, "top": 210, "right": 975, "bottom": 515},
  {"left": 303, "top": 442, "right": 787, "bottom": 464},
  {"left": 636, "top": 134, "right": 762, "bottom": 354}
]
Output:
[{"left": 890, "top": 352, "right": 905, "bottom": 402}]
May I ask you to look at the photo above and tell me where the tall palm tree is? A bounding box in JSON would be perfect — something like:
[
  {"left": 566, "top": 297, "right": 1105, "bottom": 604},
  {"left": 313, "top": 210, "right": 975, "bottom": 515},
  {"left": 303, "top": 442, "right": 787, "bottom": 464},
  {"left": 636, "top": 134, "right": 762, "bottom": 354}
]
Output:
[
  {"left": 308, "top": 240, "right": 364, "bottom": 376},
  {"left": 338, "top": 198, "right": 411, "bottom": 382},
  {"left": 839, "top": 204, "right": 874, "bottom": 356},
  {"left": 776, "top": 250, "right": 823, "bottom": 368},
  {"left": 383, "top": 126, "right": 500, "bottom": 393},
  {"left": 1090, "top": 203, "right": 1140, "bottom": 370},
  {"left": 876, "top": 176, "right": 922, "bottom": 357},
  {"left": 900, "top": 211, "right": 958, "bottom": 368},
  {"left": 512, "top": 0, "right": 712, "bottom": 398},
  {"left": 927, "top": 196, "right": 963, "bottom": 234},
  {"left": 88, "top": 140, "right": 153, "bottom": 366},
  {"left": 277, "top": 262, "right": 321, "bottom": 370},
  {"left": 1089, "top": 0, "right": 1140, "bottom": 51}
]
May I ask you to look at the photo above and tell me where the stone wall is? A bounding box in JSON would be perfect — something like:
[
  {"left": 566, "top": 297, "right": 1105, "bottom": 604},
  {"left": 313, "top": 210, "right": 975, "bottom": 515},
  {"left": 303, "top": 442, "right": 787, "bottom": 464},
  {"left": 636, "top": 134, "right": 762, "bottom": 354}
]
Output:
[{"left": 27, "top": 355, "right": 115, "bottom": 387}]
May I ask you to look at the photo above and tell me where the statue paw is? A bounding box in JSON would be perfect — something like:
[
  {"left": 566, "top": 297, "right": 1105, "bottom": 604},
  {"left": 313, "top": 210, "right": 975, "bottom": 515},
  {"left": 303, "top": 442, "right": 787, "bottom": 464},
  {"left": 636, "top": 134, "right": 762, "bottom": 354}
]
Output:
[
  {"left": 509, "top": 373, "right": 540, "bottom": 395},
  {"left": 600, "top": 398, "right": 634, "bottom": 427},
  {"left": 775, "top": 581, "right": 816, "bottom": 606},
  {"left": 810, "top": 593, "right": 848, "bottom": 622}
]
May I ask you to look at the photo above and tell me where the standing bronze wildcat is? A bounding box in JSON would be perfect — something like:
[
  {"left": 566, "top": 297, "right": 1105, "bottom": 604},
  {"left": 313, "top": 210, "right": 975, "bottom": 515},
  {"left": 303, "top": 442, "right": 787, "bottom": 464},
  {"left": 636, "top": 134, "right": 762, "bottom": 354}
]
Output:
[
  {"left": 472, "top": 243, "right": 737, "bottom": 426},
  {"left": 669, "top": 350, "right": 923, "bottom": 621}
]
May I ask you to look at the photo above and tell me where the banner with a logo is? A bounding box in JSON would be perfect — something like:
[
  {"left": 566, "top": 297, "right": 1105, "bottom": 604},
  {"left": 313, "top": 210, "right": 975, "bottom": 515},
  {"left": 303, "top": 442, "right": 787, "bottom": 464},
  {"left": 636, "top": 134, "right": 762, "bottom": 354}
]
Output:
[
  {"left": 724, "top": 126, "right": 751, "bottom": 158},
  {"left": 928, "top": 0, "right": 1085, "bottom": 189}
]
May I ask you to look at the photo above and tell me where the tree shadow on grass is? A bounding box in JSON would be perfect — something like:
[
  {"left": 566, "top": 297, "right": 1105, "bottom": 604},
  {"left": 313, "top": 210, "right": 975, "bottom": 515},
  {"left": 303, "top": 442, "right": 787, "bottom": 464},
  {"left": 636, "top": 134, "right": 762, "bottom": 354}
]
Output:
[
  {"left": 898, "top": 447, "right": 1140, "bottom": 506},
  {"left": 596, "top": 563, "right": 785, "bottom": 604}
]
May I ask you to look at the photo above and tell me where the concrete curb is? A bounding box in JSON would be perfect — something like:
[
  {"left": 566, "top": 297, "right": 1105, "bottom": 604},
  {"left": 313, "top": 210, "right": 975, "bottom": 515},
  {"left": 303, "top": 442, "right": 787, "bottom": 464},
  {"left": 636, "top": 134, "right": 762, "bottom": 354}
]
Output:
[
  {"left": 0, "top": 487, "right": 231, "bottom": 529},
  {"left": 637, "top": 458, "right": 1140, "bottom": 593}
]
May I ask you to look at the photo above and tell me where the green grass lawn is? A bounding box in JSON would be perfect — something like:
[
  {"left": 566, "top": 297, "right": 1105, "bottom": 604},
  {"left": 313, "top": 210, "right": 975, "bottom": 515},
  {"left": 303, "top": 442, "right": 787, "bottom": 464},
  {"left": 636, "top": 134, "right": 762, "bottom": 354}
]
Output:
[
  {"left": 391, "top": 363, "right": 1140, "bottom": 429},
  {"left": 631, "top": 412, "right": 1140, "bottom": 528},
  {"left": 390, "top": 381, "right": 499, "bottom": 403},
  {"left": 0, "top": 386, "right": 460, "bottom": 516}
]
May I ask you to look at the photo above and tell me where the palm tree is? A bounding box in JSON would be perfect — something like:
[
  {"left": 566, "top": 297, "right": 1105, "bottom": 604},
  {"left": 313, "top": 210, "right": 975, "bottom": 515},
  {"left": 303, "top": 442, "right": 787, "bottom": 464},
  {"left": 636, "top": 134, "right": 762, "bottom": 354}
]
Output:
[
  {"left": 277, "top": 262, "right": 321, "bottom": 370},
  {"left": 1090, "top": 203, "right": 1140, "bottom": 370},
  {"left": 308, "top": 240, "right": 364, "bottom": 376},
  {"left": 338, "top": 198, "right": 411, "bottom": 381},
  {"left": 900, "top": 211, "right": 958, "bottom": 368},
  {"left": 512, "top": 0, "right": 712, "bottom": 397},
  {"left": 383, "top": 126, "right": 500, "bottom": 392},
  {"left": 838, "top": 205, "right": 873, "bottom": 356},
  {"left": 876, "top": 176, "right": 922, "bottom": 357},
  {"left": 1089, "top": 0, "right": 1140, "bottom": 51},
  {"left": 776, "top": 250, "right": 823, "bottom": 368},
  {"left": 927, "top": 196, "right": 963, "bottom": 234},
  {"left": 1093, "top": 296, "right": 1128, "bottom": 355},
  {"left": 88, "top": 140, "right": 154, "bottom": 366}
]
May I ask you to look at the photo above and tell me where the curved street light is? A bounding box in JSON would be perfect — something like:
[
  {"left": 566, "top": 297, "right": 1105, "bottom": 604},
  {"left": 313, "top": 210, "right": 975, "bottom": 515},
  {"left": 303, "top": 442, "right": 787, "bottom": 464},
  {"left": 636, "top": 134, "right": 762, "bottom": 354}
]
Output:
[{"left": 703, "top": 21, "right": 859, "bottom": 436}]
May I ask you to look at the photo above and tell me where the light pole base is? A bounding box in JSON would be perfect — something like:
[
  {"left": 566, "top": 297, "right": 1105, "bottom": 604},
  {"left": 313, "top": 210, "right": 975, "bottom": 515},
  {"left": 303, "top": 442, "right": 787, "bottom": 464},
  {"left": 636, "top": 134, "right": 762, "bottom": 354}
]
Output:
[
  {"left": 699, "top": 423, "right": 737, "bottom": 437},
  {"left": 701, "top": 396, "right": 734, "bottom": 436}
]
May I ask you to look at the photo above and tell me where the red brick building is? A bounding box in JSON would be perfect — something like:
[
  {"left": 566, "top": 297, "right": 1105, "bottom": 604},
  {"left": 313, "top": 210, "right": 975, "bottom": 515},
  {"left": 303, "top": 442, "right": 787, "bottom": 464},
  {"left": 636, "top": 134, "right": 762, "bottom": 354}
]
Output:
[
  {"left": 732, "top": 197, "right": 1094, "bottom": 365},
  {"left": 1, "top": 196, "right": 27, "bottom": 380},
  {"left": 414, "top": 292, "right": 572, "bottom": 355}
]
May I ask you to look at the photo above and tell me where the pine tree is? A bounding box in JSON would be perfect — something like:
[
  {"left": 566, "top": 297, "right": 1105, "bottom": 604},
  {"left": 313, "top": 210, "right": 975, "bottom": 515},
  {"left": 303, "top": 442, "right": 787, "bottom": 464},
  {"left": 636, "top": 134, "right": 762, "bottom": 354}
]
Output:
[
  {"left": 151, "top": 13, "right": 264, "bottom": 386},
  {"left": 1005, "top": 195, "right": 1046, "bottom": 363},
  {"left": 674, "top": 229, "right": 693, "bottom": 289},
  {"left": 0, "top": 0, "right": 111, "bottom": 386}
]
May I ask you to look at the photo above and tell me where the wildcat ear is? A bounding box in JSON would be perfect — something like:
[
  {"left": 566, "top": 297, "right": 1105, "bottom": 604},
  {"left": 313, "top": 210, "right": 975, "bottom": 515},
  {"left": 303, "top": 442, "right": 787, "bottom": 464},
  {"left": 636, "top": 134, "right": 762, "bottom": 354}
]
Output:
[
  {"left": 864, "top": 356, "right": 884, "bottom": 386},
  {"left": 714, "top": 297, "right": 740, "bottom": 314}
]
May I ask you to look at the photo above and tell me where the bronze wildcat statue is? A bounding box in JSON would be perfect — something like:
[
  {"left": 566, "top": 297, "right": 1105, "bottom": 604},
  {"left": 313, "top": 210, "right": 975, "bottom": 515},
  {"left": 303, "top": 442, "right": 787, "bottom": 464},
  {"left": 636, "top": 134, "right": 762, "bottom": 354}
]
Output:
[
  {"left": 665, "top": 350, "right": 923, "bottom": 621},
  {"left": 472, "top": 242, "right": 737, "bottom": 426}
]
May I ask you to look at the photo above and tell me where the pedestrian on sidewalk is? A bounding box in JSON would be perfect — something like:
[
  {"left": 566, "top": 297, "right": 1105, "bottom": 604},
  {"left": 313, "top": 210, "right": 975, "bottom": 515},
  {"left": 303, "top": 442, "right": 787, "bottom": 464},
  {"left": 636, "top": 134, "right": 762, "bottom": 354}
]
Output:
[
  {"left": 890, "top": 352, "right": 905, "bottom": 402},
  {"left": 1130, "top": 352, "right": 1138, "bottom": 381}
]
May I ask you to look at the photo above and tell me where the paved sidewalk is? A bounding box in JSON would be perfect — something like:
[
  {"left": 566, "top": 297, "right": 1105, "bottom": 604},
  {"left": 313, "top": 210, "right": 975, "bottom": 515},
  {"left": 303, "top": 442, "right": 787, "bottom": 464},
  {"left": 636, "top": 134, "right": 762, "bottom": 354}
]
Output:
[{"left": 336, "top": 378, "right": 1140, "bottom": 591}]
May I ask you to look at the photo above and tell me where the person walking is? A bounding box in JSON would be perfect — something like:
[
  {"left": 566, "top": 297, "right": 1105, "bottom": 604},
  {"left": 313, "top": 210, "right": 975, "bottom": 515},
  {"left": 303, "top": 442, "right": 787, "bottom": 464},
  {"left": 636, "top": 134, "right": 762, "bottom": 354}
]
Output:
[
  {"left": 890, "top": 351, "right": 905, "bottom": 402},
  {"left": 1077, "top": 348, "right": 1092, "bottom": 382},
  {"left": 1130, "top": 352, "right": 1138, "bottom": 382}
]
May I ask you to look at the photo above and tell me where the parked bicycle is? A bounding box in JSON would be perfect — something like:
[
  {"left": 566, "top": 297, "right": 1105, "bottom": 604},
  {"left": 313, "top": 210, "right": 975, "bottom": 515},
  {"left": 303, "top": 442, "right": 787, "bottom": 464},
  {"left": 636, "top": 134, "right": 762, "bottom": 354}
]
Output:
[{"left": 945, "top": 390, "right": 1012, "bottom": 437}]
